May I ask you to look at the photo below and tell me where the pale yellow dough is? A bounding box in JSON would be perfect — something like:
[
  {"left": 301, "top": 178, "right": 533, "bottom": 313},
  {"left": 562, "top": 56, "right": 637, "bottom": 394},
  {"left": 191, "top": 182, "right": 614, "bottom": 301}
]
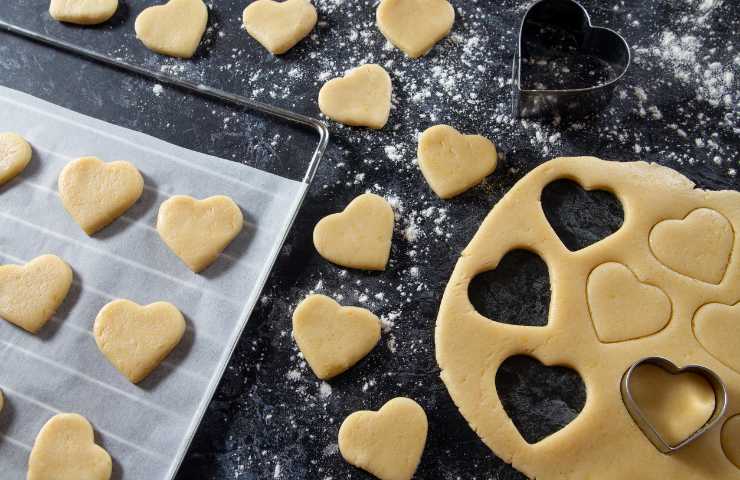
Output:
[
  {"left": 318, "top": 64, "right": 392, "bottom": 129},
  {"left": 157, "top": 195, "right": 244, "bottom": 272},
  {"left": 417, "top": 124, "right": 497, "bottom": 199},
  {"left": 58, "top": 156, "right": 144, "bottom": 235},
  {"left": 0, "top": 389, "right": 4, "bottom": 414},
  {"left": 242, "top": 0, "right": 318, "bottom": 55},
  {"left": 694, "top": 302, "right": 740, "bottom": 373},
  {"left": 135, "top": 0, "right": 208, "bottom": 58},
  {"left": 94, "top": 299, "right": 186, "bottom": 384},
  {"left": 376, "top": 0, "right": 454, "bottom": 58},
  {"left": 0, "top": 254, "right": 73, "bottom": 334},
  {"left": 339, "top": 397, "right": 428, "bottom": 480},
  {"left": 49, "top": 0, "right": 118, "bottom": 25},
  {"left": 292, "top": 294, "right": 381, "bottom": 380},
  {"left": 28, "top": 413, "right": 112, "bottom": 480},
  {"left": 0, "top": 132, "right": 32, "bottom": 186},
  {"left": 722, "top": 415, "right": 740, "bottom": 468},
  {"left": 436, "top": 157, "right": 740, "bottom": 479},
  {"left": 313, "top": 193, "right": 394, "bottom": 271}
]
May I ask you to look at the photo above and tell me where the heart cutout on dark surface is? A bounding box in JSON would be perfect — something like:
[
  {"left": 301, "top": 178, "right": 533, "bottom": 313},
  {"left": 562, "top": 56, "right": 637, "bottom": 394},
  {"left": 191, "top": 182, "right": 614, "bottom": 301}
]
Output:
[
  {"left": 468, "top": 250, "right": 550, "bottom": 327},
  {"left": 541, "top": 179, "right": 623, "bottom": 251},
  {"left": 496, "top": 355, "right": 586, "bottom": 444}
]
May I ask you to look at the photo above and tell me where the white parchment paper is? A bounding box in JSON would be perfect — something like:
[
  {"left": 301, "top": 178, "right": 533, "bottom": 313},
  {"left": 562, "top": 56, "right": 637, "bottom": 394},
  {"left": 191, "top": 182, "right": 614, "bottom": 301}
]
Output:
[{"left": 0, "top": 86, "right": 308, "bottom": 479}]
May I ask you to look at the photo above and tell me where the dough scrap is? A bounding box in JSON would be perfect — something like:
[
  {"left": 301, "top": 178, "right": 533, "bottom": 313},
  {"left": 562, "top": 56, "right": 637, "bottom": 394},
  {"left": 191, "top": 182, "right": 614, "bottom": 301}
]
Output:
[
  {"left": 339, "top": 397, "right": 428, "bottom": 480},
  {"left": 0, "top": 389, "right": 4, "bottom": 414},
  {"left": 587, "top": 262, "right": 671, "bottom": 342},
  {"left": 417, "top": 124, "right": 497, "bottom": 199},
  {"left": 58, "top": 156, "right": 144, "bottom": 235},
  {"left": 157, "top": 195, "right": 244, "bottom": 272},
  {"left": 28, "top": 413, "right": 112, "bottom": 480},
  {"left": 292, "top": 294, "right": 381, "bottom": 380},
  {"left": 436, "top": 157, "right": 740, "bottom": 479},
  {"left": 242, "top": 0, "right": 317, "bottom": 55},
  {"left": 722, "top": 415, "right": 740, "bottom": 469},
  {"left": 318, "top": 64, "right": 392, "bottom": 129},
  {"left": 135, "top": 0, "right": 208, "bottom": 58},
  {"left": 376, "top": 0, "right": 454, "bottom": 58},
  {"left": 694, "top": 302, "right": 740, "bottom": 374},
  {"left": 49, "top": 0, "right": 118, "bottom": 25},
  {"left": 313, "top": 193, "right": 394, "bottom": 271},
  {"left": 0, "top": 132, "right": 32, "bottom": 186},
  {"left": 0, "top": 254, "right": 73, "bottom": 334},
  {"left": 94, "top": 299, "right": 186, "bottom": 384}
]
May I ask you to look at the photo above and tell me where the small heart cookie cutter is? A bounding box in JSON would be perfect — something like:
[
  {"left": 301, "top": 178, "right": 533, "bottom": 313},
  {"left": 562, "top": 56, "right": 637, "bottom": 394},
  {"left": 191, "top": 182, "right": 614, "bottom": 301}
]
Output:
[
  {"left": 620, "top": 357, "right": 728, "bottom": 454},
  {"left": 512, "top": 0, "right": 631, "bottom": 118}
]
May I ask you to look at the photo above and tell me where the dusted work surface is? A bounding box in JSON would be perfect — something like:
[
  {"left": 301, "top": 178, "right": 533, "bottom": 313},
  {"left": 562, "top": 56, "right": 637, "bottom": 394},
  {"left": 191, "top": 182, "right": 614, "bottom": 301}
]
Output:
[{"left": 1, "top": 1, "right": 738, "bottom": 479}]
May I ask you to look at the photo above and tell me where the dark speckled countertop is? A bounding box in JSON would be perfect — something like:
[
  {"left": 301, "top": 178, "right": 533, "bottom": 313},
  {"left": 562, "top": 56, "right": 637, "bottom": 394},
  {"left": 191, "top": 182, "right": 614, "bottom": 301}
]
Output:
[{"left": 0, "top": 0, "right": 738, "bottom": 479}]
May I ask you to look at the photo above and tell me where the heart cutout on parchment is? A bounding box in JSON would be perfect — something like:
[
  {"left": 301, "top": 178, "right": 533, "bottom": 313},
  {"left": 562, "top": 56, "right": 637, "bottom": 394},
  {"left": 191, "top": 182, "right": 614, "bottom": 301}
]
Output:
[
  {"left": 242, "top": 0, "right": 318, "bottom": 55},
  {"left": 135, "top": 0, "right": 208, "bottom": 58},
  {"left": 649, "top": 208, "right": 734, "bottom": 285},
  {"left": 156, "top": 195, "right": 244, "bottom": 273},
  {"left": 49, "top": 0, "right": 119, "bottom": 25},
  {"left": 694, "top": 303, "right": 740, "bottom": 374},
  {"left": 318, "top": 64, "right": 392, "bottom": 129},
  {"left": 339, "top": 397, "right": 428, "bottom": 480},
  {"left": 0, "top": 132, "right": 32, "bottom": 186},
  {"left": 376, "top": 0, "right": 455, "bottom": 59},
  {"left": 587, "top": 262, "right": 671, "bottom": 343},
  {"left": 313, "top": 193, "right": 394, "bottom": 271},
  {"left": 292, "top": 294, "right": 381, "bottom": 380},
  {"left": 417, "top": 124, "right": 498, "bottom": 199},
  {"left": 94, "top": 299, "right": 186, "bottom": 384},
  {"left": 58, "top": 156, "right": 144, "bottom": 235},
  {"left": 0, "top": 254, "right": 73, "bottom": 334},
  {"left": 28, "top": 413, "right": 112, "bottom": 480}
]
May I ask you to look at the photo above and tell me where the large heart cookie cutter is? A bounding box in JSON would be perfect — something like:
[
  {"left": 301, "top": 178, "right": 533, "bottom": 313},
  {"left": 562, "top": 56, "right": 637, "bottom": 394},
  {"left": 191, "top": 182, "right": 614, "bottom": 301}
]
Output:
[
  {"left": 512, "top": 0, "right": 631, "bottom": 118},
  {"left": 621, "top": 357, "right": 729, "bottom": 454}
]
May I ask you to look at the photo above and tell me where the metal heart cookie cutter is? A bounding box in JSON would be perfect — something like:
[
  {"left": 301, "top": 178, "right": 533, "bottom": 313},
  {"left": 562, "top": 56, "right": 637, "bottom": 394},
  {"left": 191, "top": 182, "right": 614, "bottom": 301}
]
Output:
[
  {"left": 512, "top": 0, "right": 631, "bottom": 118},
  {"left": 621, "top": 357, "right": 729, "bottom": 454}
]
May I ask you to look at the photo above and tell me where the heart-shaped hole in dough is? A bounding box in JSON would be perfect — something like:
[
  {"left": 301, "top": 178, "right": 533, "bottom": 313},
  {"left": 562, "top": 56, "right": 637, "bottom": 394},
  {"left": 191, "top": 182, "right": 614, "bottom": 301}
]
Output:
[
  {"left": 496, "top": 355, "right": 586, "bottom": 444},
  {"left": 721, "top": 415, "right": 740, "bottom": 469},
  {"left": 468, "top": 249, "right": 550, "bottom": 327},
  {"left": 541, "top": 179, "right": 624, "bottom": 251},
  {"left": 376, "top": 0, "right": 455, "bottom": 59},
  {"left": 318, "top": 64, "right": 392, "bottom": 129},
  {"left": 242, "top": 0, "right": 318, "bottom": 55},
  {"left": 49, "top": 0, "right": 119, "bottom": 25},
  {"left": 134, "top": 0, "right": 208, "bottom": 58},
  {"left": 0, "top": 132, "right": 32, "bottom": 186},
  {"left": 693, "top": 302, "right": 740, "bottom": 374}
]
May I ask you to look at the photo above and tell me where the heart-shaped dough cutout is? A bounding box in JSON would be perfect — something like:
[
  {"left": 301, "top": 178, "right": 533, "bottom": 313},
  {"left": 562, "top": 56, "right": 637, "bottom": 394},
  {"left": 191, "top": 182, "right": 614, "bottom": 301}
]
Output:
[
  {"left": 313, "top": 193, "right": 394, "bottom": 271},
  {"left": 0, "top": 254, "right": 73, "bottom": 334},
  {"left": 417, "top": 124, "right": 497, "bottom": 199},
  {"left": 135, "top": 0, "right": 208, "bottom": 58},
  {"left": 58, "top": 156, "right": 144, "bottom": 235},
  {"left": 318, "top": 64, "right": 392, "bottom": 129},
  {"left": 243, "top": 0, "right": 318, "bottom": 55},
  {"left": 628, "top": 363, "right": 716, "bottom": 446},
  {"left": 339, "top": 397, "right": 427, "bottom": 480},
  {"left": 28, "top": 413, "right": 112, "bottom": 480},
  {"left": 650, "top": 208, "right": 734, "bottom": 284},
  {"left": 587, "top": 262, "right": 671, "bottom": 343},
  {"left": 49, "top": 0, "right": 118, "bottom": 25},
  {"left": 157, "top": 195, "right": 244, "bottom": 272},
  {"left": 0, "top": 132, "right": 32, "bottom": 186},
  {"left": 376, "top": 0, "right": 454, "bottom": 58},
  {"left": 94, "top": 299, "right": 186, "bottom": 383},
  {"left": 694, "top": 302, "right": 740, "bottom": 374},
  {"left": 722, "top": 415, "right": 740, "bottom": 469},
  {"left": 292, "top": 294, "right": 381, "bottom": 380}
]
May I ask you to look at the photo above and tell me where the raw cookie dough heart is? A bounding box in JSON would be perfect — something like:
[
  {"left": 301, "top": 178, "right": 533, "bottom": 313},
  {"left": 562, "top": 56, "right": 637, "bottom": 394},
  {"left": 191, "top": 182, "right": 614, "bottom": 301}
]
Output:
[
  {"left": 318, "top": 64, "right": 392, "bottom": 129},
  {"left": 49, "top": 0, "right": 119, "bottom": 25},
  {"left": 376, "top": 0, "right": 454, "bottom": 58},
  {"left": 722, "top": 415, "right": 740, "bottom": 469},
  {"left": 649, "top": 208, "right": 734, "bottom": 284},
  {"left": 28, "top": 413, "right": 112, "bottom": 480},
  {"left": 0, "top": 132, "right": 32, "bottom": 186},
  {"left": 292, "top": 294, "right": 381, "bottom": 380},
  {"left": 242, "top": 0, "right": 318, "bottom": 54},
  {"left": 587, "top": 262, "right": 671, "bottom": 343},
  {"left": 694, "top": 303, "right": 740, "bottom": 374},
  {"left": 135, "top": 0, "right": 208, "bottom": 58},
  {"left": 417, "top": 124, "right": 498, "bottom": 199},
  {"left": 94, "top": 299, "right": 186, "bottom": 383},
  {"left": 157, "top": 195, "right": 244, "bottom": 272},
  {"left": 339, "top": 397, "right": 428, "bottom": 480},
  {"left": 313, "top": 193, "right": 394, "bottom": 271},
  {"left": 58, "top": 156, "right": 144, "bottom": 235},
  {"left": 0, "top": 255, "right": 73, "bottom": 334}
]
